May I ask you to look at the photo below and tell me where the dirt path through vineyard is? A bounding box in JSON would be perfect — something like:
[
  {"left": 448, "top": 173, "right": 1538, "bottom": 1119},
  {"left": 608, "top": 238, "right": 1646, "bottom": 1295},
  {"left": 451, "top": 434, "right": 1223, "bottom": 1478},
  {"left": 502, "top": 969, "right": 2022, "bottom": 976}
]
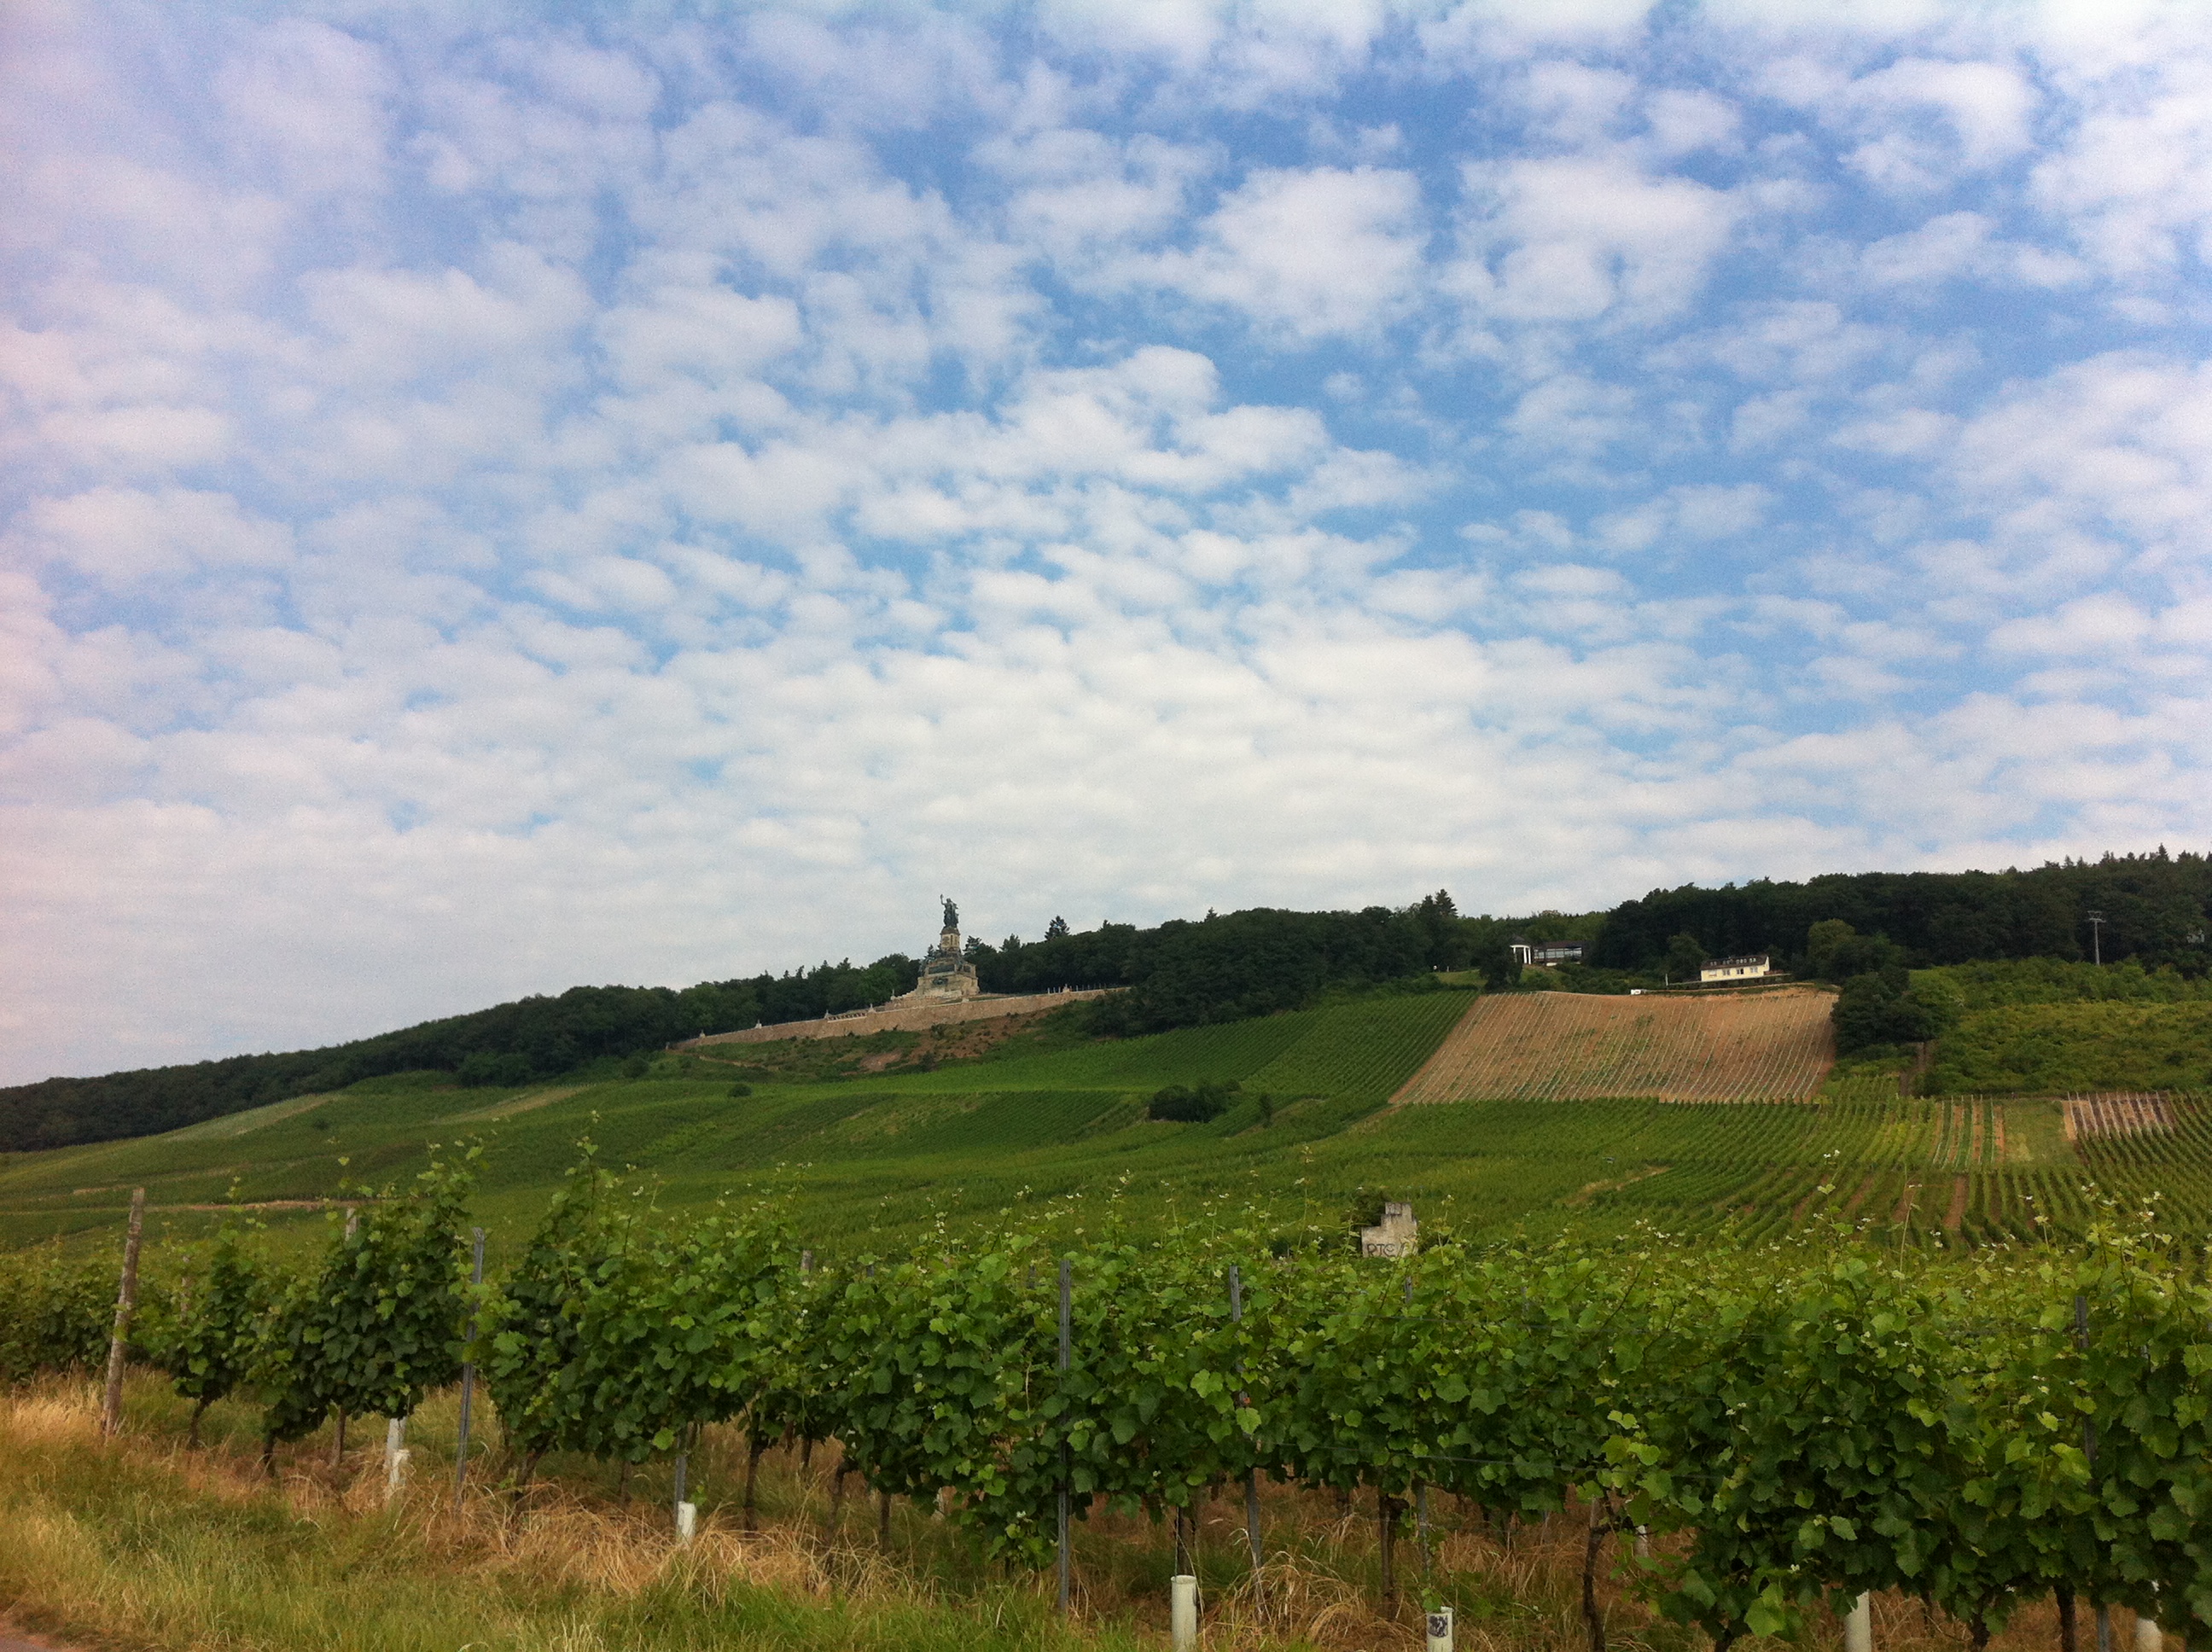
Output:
[
  {"left": 1392, "top": 986, "right": 1836, "bottom": 1103},
  {"left": 0, "top": 1623, "right": 81, "bottom": 1651}
]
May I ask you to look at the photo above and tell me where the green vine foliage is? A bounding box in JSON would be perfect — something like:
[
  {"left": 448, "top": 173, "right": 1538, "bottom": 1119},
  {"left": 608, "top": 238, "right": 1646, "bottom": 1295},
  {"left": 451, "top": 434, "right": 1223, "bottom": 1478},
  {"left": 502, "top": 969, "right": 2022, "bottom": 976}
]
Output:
[
  {"left": 815, "top": 1236, "right": 1061, "bottom": 1563},
  {"left": 327, "top": 1166, "right": 2212, "bottom": 1643},
  {"left": 1618, "top": 1251, "right": 1983, "bottom": 1646},
  {"left": 143, "top": 1214, "right": 271, "bottom": 1443},
  {"left": 481, "top": 1153, "right": 801, "bottom": 1470},
  {"left": 260, "top": 1150, "right": 477, "bottom": 1445},
  {"left": 0, "top": 1241, "right": 116, "bottom": 1385},
  {"left": 1052, "top": 1235, "right": 1272, "bottom": 1524},
  {"left": 2021, "top": 1236, "right": 2212, "bottom": 1632},
  {"left": 1270, "top": 1243, "right": 1650, "bottom": 1527},
  {"left": 568, "top": 1201, "right": 798, "bottom": 1461},
  {"left": 479, "top": 1155, "right": 614, "bottom": 1468}
]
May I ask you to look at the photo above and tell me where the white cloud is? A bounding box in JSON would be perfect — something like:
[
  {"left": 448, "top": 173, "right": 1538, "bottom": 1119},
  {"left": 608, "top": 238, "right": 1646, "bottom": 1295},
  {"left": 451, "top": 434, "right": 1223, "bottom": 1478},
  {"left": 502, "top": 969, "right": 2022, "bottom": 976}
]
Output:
[
  {"left": 1447, "top": 154, "right": 1743, "bottom": 326},
  {"left": 10, "top": 488, "right": 295, "bottom": 586},
  {"left": 213, "top": 20, "right": 397, "bottom": 199},
  {"left": 1986, "top": 593, "right": 2151, "bottom": 657},
  {"left": 1860, "top": 210, "right": 2087, "bottom": 288},
  {"left": 2030, "top": 48, "right": 2212, "bottom": 279},
  {"left": 1592, "top": 484, "right": 1770, "bottom": 554},
  {"left": 2, "top": 1, "right": 2210, "bottom": 1085},
  {"left": 1949, "top": 352, "right": 2212, "bottom": 566},
  {"left": 1117, "top": 165, "right": 1428, "bottom": 340},
  {"left": 1761, "top": 52, "right": 2038, "bottom": 194}
]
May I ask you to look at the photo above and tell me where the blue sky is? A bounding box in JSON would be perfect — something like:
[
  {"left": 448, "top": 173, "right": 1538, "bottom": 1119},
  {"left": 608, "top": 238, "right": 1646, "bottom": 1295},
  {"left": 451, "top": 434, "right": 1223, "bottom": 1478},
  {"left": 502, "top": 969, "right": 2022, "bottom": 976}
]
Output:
[{"left": 4, "top": 0, "right": 2210, "bottom": 1082}]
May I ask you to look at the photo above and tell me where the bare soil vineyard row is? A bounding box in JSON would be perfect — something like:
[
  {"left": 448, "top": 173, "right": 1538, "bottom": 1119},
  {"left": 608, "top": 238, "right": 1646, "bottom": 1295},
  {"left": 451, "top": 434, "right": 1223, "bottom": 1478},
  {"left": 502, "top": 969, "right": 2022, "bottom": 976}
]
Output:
[{"left": 2066, "top": 1093, "right": 2178, "bottom": 1141}]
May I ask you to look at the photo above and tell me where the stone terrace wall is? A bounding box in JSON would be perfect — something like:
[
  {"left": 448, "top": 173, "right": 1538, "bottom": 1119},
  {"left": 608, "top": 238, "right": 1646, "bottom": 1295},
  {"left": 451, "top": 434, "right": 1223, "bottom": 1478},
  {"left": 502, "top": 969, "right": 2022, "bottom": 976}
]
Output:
[{"left": 676, "top": 988, "right": 1110, "bottom": 1049}]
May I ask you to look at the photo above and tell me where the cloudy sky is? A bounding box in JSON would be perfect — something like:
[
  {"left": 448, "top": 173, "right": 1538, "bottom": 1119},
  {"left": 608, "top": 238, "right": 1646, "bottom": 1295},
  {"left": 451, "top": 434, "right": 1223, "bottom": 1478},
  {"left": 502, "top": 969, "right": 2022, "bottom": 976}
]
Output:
[{"left": 5, "top": 0, "right": 2210, "bottom": 1084}]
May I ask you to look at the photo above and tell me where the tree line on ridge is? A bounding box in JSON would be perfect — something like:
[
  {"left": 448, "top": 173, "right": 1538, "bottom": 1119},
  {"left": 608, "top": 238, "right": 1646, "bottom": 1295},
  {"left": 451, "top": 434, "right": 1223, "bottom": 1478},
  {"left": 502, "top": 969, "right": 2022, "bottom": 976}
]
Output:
[{"left": 0, "top": 849, "right": 2203, "bottom": 1153}]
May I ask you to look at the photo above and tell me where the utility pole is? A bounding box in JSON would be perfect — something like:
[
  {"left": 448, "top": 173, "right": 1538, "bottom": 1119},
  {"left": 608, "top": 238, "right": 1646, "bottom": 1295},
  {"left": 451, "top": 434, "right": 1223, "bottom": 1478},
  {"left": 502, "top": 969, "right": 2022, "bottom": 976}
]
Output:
[{"left": 2087, "top": 910, "right": 2105, "bottom": 966}]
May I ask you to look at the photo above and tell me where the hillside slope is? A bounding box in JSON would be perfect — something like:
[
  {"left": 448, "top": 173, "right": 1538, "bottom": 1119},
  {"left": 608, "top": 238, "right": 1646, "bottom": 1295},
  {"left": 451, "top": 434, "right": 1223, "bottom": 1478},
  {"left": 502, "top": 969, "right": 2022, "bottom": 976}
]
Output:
[
  {"left": 1924, "top": 1001, "right": 2212, "bottom": 1094},
  {"left": 15, "top": 981, "right": 2212, "bottom": 1258},
  {"left": 1393, "top": 987, "right": 1836, "bottom": 1103},
  {"left": 0, "top": 992, "right": 1477, "bottom": 1252}
]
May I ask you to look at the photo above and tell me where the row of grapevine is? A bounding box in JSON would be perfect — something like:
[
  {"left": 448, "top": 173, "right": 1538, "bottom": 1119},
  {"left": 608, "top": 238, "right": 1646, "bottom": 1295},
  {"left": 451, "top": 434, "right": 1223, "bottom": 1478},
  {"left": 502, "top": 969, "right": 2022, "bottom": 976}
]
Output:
[
  {"left": 26, "top": 1150, "right": 2212, "bottom": 1648},
  {"left": 1396, "top": 991, "right": 1835, "bottom": 1105},
  {"left": 1243, "top": 991, "right": 1477, "bottom": 1105}
]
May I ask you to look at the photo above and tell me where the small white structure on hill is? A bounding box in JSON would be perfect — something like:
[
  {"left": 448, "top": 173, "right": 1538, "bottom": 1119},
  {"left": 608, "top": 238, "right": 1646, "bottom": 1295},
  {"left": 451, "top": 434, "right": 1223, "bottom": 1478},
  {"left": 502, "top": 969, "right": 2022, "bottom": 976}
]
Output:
[
  {"left": 1699, "top": 954, "right": 1773, "bottom": 983},
  {"left": 1511, "top": 939, "right": 1585, "bottom": 968},
  {"left": 1360, "top": 1202, "right": 1419, "bottom": 1258}
]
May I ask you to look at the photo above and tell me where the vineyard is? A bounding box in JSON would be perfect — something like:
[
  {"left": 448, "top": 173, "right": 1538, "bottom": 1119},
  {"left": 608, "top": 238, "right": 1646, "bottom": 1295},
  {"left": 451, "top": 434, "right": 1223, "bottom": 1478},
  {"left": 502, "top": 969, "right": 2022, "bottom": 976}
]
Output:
[
  {"left": 1243, "top": 992, "right": 1480, "bottom": 1107},
  {"left": 1391, "top": 988, "right": 1836, "bottom": 1104},
  {"left": 13, "top": 1158, "right": 2212, "bottom": 1652},
  {"left": 20, "top": 980, "right": 2212, "bottom": 1257}
]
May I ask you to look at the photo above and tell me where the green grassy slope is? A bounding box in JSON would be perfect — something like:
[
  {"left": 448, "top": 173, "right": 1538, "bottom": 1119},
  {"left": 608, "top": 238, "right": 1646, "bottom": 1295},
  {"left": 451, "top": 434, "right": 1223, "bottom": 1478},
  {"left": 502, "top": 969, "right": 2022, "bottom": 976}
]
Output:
[
  {"left": 1923, "top": 1002, "right": 2212, "bottom": 1094},
  {"left": 0, "top": 993, "right": 1476, "bottom": 1252},
  {"left": 10, "top": 979, "right": 2212, "bottom": 1258}
]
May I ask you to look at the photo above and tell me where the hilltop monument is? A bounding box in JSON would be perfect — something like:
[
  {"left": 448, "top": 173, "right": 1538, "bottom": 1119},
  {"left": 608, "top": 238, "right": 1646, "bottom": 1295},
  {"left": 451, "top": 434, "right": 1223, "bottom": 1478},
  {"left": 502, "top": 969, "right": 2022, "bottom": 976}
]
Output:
[{"left": 904, "top": 896, "right": 981, "bottom": 1003}]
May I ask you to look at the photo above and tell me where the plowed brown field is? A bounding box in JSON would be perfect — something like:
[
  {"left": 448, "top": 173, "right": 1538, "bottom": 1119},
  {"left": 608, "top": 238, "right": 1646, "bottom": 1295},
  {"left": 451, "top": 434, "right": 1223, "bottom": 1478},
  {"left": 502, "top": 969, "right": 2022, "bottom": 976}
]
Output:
[{"left": 1391, "top": 987, "right": 1837, "bottom": 1104}]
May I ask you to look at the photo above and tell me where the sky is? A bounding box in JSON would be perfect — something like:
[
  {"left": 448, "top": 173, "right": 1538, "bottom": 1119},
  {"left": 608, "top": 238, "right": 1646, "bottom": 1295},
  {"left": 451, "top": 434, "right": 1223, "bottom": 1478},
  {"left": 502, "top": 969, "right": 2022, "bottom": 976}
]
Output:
[{"left": 4, "top": 0, "right": 2211, "bottom": 1085}]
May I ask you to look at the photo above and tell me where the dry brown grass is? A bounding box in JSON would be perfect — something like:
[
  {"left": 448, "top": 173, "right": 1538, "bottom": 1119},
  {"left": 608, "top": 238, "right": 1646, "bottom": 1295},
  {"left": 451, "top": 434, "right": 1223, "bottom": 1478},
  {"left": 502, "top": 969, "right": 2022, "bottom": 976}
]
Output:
[{"left": 0, "top": 1376, "right": 2182, "bottom": 1652}]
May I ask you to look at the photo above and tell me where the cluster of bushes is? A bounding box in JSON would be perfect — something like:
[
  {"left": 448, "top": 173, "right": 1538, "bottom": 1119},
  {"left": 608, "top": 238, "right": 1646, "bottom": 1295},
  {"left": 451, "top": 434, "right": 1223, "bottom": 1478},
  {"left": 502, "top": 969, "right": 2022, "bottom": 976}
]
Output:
[
  {"left": 0, "top": 1244, "right": 115, "bottom": 1387},
  {"left": 1922, "top": 1002, "right": 2212, "bottom": 1096},
  {"left": 1818, "top": 939, "right": 2212, "bottom": 1065},
  {"left": 1937, "top": 957, "right": 2212, "bottom": 1009},
  {"left": 1144, "top": 1080, "right": 1257, "bottom": 1123},
  {"left": 0, "top": 1160, "right": 475, "bottom": 1457},
  {"left": 1802, "top": 920, "right": 1963, "bottom": 1056}
]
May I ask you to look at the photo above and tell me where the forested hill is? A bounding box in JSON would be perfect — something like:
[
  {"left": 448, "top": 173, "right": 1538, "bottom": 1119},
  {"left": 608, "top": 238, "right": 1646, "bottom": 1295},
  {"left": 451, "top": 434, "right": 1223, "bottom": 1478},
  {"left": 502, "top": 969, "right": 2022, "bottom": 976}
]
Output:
[
  {"left": 4, "top": 849, "right": 2206, "bottom": 1155},
  {"left": 1593, "top": 849, "right": 2211, "bottom": 975},
  {"left": 0, "top": 900, "right": 1486, "bottom": 1154}
]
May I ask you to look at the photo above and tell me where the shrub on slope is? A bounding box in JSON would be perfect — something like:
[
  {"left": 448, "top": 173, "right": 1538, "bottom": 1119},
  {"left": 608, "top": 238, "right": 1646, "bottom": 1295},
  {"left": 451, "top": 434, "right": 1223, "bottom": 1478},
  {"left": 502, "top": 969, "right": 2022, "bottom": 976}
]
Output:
[{"left": 1923, "top": 1001, "right": 2212, "bottom": 1094}]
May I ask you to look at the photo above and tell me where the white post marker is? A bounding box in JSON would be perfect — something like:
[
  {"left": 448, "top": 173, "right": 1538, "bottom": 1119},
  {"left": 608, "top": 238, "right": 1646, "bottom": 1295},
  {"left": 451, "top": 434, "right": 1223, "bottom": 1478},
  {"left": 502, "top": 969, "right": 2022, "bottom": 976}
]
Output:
[
  {"left": 386, "top": 1447, "right": 411, "bottom": 1501},
  {"left": 676, "top": 1501, "right": 698, "bottom": 1545},
  {"left": 1845, "top": 1592, "right": 1872, "bottom": 1652},
  {"left": 2137, "top": 1615, "right": 2163, "bottom": 1652},
  {"left": 1170, "top": 1573, "right": 1197, "bottom": 1652},
  {"left": 386, "top": 1416, "right": 406, "bottom": 1465},
  {"left": 1426, "top": 1605, "right": 1455, "bottom": 1652}
]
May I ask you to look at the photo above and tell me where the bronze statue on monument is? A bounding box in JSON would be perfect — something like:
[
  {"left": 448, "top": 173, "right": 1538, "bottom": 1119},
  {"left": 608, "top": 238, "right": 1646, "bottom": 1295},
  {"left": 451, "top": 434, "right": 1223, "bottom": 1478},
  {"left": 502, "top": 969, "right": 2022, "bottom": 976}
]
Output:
[{"left": 905, "top": 896, "right": 980, "bottom": 1003}]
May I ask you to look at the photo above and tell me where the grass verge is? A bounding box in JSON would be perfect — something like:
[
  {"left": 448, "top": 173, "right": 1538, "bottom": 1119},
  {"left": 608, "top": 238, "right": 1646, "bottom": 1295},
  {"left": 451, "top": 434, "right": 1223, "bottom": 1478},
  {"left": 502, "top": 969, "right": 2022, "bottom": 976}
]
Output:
[{"left": 0, "top": 1373, "right": 2151, "bottom": 1652}]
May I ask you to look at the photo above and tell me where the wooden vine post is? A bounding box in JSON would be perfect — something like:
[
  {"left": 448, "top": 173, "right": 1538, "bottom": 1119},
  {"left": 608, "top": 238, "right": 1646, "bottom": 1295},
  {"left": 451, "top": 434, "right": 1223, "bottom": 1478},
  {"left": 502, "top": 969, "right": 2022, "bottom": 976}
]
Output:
[
  {"left": 1380, "top": 1489, "right": 1400, "bottom": 1611},
  {"left": 1230, "top": 1263, "right": 1263, "bottom": 1604},
  {"left": 99, "top": 1186, "right": 147, "bottom": 1436},
  {"left": 673, "top": 1427, "right": 695, "bottom": 1542},
  {"left": 1057, "top": 1255, "right": 1073, "bottom": 1616},
  {"left": 452, "top": 1225, "right": 486, "bottom": 1511}
]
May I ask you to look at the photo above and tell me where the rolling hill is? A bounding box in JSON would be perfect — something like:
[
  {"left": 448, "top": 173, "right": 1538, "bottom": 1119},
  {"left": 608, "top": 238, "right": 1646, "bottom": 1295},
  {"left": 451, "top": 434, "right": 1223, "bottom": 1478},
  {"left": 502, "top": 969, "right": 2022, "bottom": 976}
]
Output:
[{"left": 12, "top": 973, "right": 2212, "bottom": 1260}]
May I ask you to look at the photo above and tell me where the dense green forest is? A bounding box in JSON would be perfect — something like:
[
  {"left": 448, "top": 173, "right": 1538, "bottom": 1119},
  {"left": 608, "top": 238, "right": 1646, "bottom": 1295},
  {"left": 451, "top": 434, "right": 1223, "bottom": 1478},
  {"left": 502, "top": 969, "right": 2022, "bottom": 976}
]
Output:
[
  {"left": 3, "top": 849, "right": 2205, "bottom": 1155},
  {"left": 1594, "top": 848, "right": 2211, "bottom": 974},
  {"left": 969, "top": 893, "right": 1504, "bottom": 1031},
  {"left": 0, "top": 957, "right": 920, "bottom": 1155}
]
